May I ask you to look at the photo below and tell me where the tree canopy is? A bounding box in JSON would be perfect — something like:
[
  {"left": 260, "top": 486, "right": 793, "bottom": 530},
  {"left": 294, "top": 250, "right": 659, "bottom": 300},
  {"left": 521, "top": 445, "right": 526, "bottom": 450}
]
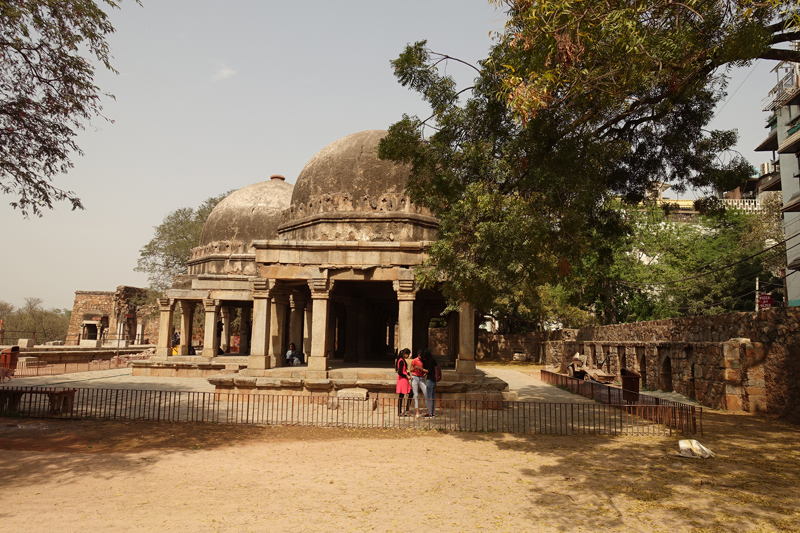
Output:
[
  {"left": 135, "top": 192, "right": 232, "bottom": 290},
  {"left": 377, "top": 0, "right": 792, "bottom": 323},
  {"left": 0, "top": 298, "right": 71, "bottom": 344},
  {"left": 0, "top": 0, "right": 139, "bottom": 217}
]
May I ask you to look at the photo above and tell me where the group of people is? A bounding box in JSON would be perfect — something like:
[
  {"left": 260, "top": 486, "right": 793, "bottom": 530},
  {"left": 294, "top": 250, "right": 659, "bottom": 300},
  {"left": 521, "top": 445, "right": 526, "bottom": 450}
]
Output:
[{"left": 395, "top": 348, "right": 439, "bottom": 418}]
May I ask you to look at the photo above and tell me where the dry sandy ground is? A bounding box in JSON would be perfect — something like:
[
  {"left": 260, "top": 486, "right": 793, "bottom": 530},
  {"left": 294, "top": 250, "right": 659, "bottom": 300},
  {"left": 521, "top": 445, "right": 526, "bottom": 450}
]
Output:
[{"left": 0, "top": 410, "right": 799, "bottom": 533}]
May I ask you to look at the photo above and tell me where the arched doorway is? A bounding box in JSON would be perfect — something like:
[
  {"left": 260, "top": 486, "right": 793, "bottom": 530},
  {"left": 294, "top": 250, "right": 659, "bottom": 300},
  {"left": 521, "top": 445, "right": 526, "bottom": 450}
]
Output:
[{"left": 660, "top": 356, "right": 673, "bottom": 392}]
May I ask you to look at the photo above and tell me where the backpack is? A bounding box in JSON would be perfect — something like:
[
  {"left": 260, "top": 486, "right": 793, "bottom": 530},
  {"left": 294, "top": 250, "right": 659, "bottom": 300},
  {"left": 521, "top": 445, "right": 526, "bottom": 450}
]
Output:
[{"left": 434, "top": 365, "right": 442, "bottom": 382}]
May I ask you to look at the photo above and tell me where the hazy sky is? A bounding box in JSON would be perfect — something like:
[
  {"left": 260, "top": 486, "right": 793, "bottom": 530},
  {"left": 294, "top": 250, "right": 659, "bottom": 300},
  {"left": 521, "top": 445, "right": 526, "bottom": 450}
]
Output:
[{"left": 0, "top": 1, "right": 784, "bottom": 310}]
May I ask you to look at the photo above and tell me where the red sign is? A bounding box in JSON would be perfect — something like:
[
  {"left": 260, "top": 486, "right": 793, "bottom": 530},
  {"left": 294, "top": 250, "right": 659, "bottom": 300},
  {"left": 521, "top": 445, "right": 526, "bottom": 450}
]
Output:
[{"left": 758, "top": 294, "right": 774, "bottom": 308}]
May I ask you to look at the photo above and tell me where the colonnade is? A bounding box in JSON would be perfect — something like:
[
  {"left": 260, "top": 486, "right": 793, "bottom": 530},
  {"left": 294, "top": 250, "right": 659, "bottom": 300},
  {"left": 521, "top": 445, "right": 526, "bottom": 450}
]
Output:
[{"left": 155, "top": 277, "right": 477, "bottom": 375}]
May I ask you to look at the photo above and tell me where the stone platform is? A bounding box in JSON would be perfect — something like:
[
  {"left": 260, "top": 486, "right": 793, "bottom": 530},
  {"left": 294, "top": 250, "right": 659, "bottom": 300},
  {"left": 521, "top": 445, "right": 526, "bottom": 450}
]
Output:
[
  {"left": 209, "top": 363, "right": 517, "bottom": 404},
  {"left": 131, "top": 355, "right": 248, "bottom": 378}
]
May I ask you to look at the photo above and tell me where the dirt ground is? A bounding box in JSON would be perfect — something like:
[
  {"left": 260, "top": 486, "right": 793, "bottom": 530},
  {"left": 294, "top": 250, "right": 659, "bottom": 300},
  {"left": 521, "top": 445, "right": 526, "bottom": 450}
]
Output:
[{"left": 1, "top": 410, "right": 799, "bottom": 533}]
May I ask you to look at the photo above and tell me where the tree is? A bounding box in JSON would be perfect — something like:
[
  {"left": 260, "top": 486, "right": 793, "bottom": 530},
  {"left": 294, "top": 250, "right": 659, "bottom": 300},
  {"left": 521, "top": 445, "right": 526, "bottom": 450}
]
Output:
[
  {"left": 491, "top": 0, "right": 800, "bottom": 128},
  {"left": 135, "top": 192, "right": 232, "bottom": 290},
  {"left": 0, "top": 0, "right": 140, "bottom": 217},
  {"left": 379, "top": 33, "right": 753, "bottom": 322},
  {"left": 0, "top": 298, "right": 70, "bottom": 343}
]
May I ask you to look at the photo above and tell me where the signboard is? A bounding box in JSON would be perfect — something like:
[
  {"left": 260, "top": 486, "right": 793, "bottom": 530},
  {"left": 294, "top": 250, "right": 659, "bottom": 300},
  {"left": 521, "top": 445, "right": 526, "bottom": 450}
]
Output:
[
  {"left": 758, "top": 294, "right": 774, "bottom": 309},
  {"left": 125, "top": 314, "right": 134, "bottom": 318}
]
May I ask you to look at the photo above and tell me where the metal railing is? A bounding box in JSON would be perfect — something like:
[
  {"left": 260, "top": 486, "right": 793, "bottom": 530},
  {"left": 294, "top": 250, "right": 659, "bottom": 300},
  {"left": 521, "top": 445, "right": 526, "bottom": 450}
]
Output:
[
  {"left": 541, "top": 370, "right": 701, "bottom": 436},
  {"left": 0, "top": 384, "right": 700, "bottom": 436}
]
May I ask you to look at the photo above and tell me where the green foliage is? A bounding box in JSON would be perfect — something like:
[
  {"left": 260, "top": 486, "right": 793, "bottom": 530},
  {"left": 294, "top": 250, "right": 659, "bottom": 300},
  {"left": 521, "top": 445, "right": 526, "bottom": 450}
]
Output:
[
  {"left": 135, "top": 192, "right": 232, "bottom": 290},
  {"left": 574, "top": 203, "right": 783, "bottom": 323},
  {"left": 380, "top": 34, "right": 753, "bottom": 325},
  {"left": 0, "top": 298, "right": 71, "bottom": 343},
  {"left": 0, "top": 0, "right": 141, "bottom": 217},
  {"left": 491, "top": 0, "right": 800, "bottom": 123}
]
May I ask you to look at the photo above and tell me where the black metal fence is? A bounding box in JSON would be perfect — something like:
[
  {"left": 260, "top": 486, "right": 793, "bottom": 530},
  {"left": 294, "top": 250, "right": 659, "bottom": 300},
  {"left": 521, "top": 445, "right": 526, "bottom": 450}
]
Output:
[
  {"left": 0, "top": 384, "right": 700, "bottom": 436},
  {"left": 540, "top": 370, "right": 702, "bottom": 436}
]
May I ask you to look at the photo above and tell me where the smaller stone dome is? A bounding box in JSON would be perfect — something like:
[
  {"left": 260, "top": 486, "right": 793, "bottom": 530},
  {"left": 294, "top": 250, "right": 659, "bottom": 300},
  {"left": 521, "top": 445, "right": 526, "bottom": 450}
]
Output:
[{"left": 199, "top": 176, "right": 294, "bottom": 250}]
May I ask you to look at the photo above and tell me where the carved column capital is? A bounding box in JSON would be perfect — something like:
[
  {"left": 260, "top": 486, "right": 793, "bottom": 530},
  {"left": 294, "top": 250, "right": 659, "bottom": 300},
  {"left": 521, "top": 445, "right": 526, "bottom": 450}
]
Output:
[
  {"left": 158, "top": 298, "right": 175, "bottom": 312},
  {"left": 203, "top": 298, "right": 220, "bottom": 311},
  {"left": 290, "top": 293, "right": 306, "bottom": 310},
  {"left": 309, "top": 278, "right": 334, "bottom": 299},
  {"left": 393, "top": 280, "right": 416, "bottom": 301}
]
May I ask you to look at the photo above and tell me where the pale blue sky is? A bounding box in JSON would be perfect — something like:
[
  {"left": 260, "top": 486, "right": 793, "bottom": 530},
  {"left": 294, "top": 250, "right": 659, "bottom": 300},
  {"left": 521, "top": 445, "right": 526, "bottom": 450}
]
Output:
[{"left": 0, "top": 1, "right": 782, "bottom": 310}]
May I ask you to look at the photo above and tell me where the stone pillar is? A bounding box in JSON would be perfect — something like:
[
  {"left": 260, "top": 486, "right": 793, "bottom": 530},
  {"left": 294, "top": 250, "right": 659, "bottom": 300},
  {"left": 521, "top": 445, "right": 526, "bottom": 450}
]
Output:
[
  {"left": 201, "top": 299, "right": 220, "bottom": 358},
  {"left": 456, "top": 301, "right": 476, "bottom": 374},
  {"left": 344, "top": 299, "right": 359, "bottom": 363},
  {"left": 308, "top": 278, "right": 334, "bottom": 378},
  {"left": 269, "top": 294, "right": 288, "bottom": 367},
  {"left": 303, "top": 306, "right": 313, "bottom": 356},
  {"left": 155, "top": 298, "right": 175, "bottom": 358},
  {"left": 394, "top": 279, "right": 416, "bottom": 354},
  {"left": 220, "top": 307, "right": 231, "bottom": 353},
  {"left": 356, "top": 305, "right": 367, "bottom": 361},
  {"left": 249, "top": 281, "right": 272, "bottom": 370},
  {"left": 289, "top": 294, "right": 305, "bottom": 354},
  {"left": 178, "top": 301, "right": 195, "bottom": 356},
  {"left": 239, "top": 306, "right": 251, "bottom": 355},
  {"left": 387, "top": 315, "right": 396, "bottom": 355}
]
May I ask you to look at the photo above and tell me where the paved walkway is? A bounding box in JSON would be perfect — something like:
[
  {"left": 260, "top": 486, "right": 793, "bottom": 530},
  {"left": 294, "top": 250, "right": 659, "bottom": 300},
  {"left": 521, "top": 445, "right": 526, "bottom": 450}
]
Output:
[{"left": 2, "top": 364, "right": 699, "bottom": 406}]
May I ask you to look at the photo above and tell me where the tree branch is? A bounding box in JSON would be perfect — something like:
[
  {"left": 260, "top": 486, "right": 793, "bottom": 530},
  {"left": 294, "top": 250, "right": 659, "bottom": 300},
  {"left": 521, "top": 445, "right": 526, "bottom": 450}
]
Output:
[{"left": 758, "top": 47, "right": 800, "bottom": 62}]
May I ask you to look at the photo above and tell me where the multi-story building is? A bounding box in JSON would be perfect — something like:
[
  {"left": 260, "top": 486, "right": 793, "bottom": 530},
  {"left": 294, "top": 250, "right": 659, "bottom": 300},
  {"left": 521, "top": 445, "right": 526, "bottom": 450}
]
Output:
[{"left": 758, "top": 62, "right": 800, "bottom": 306}]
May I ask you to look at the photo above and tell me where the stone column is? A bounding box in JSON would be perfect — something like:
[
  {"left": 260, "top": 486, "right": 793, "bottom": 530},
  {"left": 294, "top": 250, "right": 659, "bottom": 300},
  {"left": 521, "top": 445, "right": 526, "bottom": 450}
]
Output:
[
  {"left": 220, "top": 307, "right": 231, "bottom": 353},
  {"left": 393, "top": 279, "right": 416, "bottom": 354},
  {"left": 344, "top": 298, "right": 359, "bottom": 363},
  {"left": 201, "top": 298, "right": 220, "bottom": 358},
  {"left": 248, "top": 281, "right": 272, "bottom": 370},
  {"left": 308, "top": 278, "right": 334, "bottom": 378},
  {"left": 239, "top": 306, "right": 251, "bottom": 355},
  {"left": 269, "top": 293, "right": 288, "bottom": 368},
  {"left": 289, "top": 294, "right": 305, "bottom": 354},
  {"left": 178, "top": 301, "right": 195, "bottom": 356},
  {"left": 356, "top": 305, "right": 367, "bottom": 361},
  {"left": 456, "top": 301, "right": 476, "bottom": 374},
  {"left": 303, "top": 306, "right": 313, "bottom": 357},
  {"left": 155, "top": 298, "right": 175, "bottom": 358}
]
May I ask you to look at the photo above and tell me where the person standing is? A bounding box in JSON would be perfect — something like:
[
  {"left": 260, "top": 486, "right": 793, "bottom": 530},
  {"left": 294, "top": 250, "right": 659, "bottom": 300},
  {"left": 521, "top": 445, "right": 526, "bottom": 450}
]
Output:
[
  {"left": 395, "top": 348, "right": 412, "bottom": 417},
  {"left": 410, "top": 349, "right": 428, "bottom": 418},
  {"left": 422, "top": 350, "right": 438, "bottom": 417}
]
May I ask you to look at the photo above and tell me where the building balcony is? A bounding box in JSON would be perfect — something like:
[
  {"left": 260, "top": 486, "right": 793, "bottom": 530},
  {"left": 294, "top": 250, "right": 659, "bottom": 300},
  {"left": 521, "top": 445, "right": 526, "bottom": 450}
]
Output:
[
  {"left": 756, "top": 129, "right": 779, "bottom": 152},
  {"left": 763, "top": 67, "right": 800, "bottom": 111},
  {"left": 779, "top": 127, "right": 800, "bottom": 153}
]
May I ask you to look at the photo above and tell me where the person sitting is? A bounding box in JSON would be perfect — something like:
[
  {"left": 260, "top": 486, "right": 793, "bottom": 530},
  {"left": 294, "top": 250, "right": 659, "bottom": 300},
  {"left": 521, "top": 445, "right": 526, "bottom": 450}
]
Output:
[{"left": 285, "top": 343, "right": 302, "bottom": 366}]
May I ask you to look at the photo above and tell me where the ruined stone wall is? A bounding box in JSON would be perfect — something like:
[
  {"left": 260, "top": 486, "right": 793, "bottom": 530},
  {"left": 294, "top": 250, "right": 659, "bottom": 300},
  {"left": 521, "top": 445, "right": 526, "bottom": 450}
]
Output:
[
  {"left": 474, "top": 309, "right": 800, "bottom": 422},
  {"left": 66, "top": 287, "right": 159, "bottom": 346},
  {"left": 65, "top": 291, "right": 115, "bottom": 345}
]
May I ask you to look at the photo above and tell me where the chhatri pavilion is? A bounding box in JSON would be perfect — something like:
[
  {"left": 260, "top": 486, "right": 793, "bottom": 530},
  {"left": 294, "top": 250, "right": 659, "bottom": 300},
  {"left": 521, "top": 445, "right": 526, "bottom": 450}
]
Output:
[{"left": 144, "top": 130, "right": 510, "bottom": 399}]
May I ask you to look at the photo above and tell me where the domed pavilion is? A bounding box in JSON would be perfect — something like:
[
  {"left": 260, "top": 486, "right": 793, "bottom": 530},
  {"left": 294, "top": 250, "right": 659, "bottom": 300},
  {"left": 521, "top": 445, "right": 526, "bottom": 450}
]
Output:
[{"left": 155, "top": 130, "right": 481, "bottom": 391}]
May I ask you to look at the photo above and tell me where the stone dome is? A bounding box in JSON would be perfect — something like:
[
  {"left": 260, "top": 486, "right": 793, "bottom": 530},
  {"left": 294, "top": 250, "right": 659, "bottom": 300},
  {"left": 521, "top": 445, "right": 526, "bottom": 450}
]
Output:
[
  {"left": 277, "top": 130, "right": 438, "bottom": 243},
  {"left": 199, "top": 176, "right": 294, "bottom": 249},
  {"left": 287, "top": 130, "right": 409, "bottom": 212}
]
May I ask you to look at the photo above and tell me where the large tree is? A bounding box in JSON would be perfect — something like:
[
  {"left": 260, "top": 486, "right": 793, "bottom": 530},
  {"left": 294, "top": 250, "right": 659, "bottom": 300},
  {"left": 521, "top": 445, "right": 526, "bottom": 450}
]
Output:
[
  {"left": 0, "top": 0, "right": 139, "bottom": 217},
  {"left": 378, "top": 0, "right": 797, "bottom": 321},
  {"left": 135, "top": 192, "right": 232, "bottom": 290}
]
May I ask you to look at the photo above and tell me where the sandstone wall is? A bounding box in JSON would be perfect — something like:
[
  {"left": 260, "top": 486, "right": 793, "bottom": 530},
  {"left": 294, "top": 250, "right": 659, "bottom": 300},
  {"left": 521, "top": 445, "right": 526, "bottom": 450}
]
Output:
[
  {"left": 473, "top": 308, "right": 800, "bottom": 423},
  {"left": 66, "top": 292, "right": 115, "bottom": 345}
]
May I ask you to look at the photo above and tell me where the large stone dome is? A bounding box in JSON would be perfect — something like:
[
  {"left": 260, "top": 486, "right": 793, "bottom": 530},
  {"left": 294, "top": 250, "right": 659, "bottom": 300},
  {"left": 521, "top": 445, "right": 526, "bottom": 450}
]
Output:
[
  {"left": 200, "top": 176, "right": 294, "bottom": 248},
  {"left": 278, "top": 130, "right": 437, "bottom": 242},
  {"left": 287, "top": 130, "right": 408, "bottom": 211}
]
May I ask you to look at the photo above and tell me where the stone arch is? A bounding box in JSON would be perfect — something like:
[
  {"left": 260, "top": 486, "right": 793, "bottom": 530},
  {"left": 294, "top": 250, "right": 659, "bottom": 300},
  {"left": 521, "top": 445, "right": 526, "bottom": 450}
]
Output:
[{"left": 659, "top": 354, "right": 673, "bottom": 392}]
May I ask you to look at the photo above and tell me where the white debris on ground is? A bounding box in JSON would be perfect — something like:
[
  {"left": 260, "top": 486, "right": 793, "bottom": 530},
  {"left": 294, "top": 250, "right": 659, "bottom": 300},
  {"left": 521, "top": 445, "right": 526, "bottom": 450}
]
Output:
[{"left": 678, "top": 439, "right": 715, "bottom": 459}]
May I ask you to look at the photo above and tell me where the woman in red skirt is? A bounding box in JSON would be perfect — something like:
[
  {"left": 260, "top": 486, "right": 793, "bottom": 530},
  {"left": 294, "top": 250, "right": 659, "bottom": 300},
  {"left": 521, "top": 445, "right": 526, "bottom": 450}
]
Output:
[{"left": 395, "top": 348, "right": 412, "bottom": 417}]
